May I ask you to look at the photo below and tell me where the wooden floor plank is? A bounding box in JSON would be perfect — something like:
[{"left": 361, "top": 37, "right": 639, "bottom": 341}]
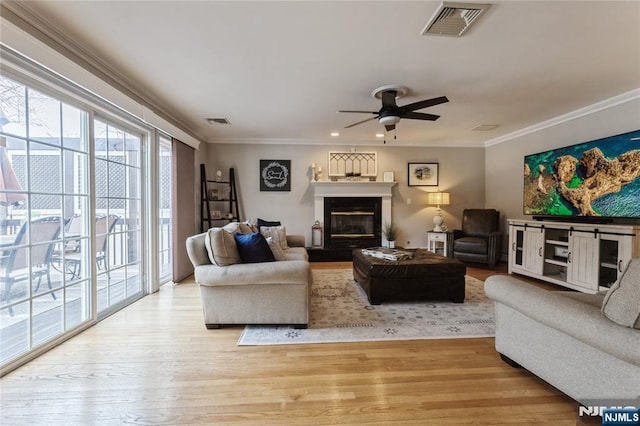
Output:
[{"left": 0, "top": 262, "right": 600, "bottom": 425}]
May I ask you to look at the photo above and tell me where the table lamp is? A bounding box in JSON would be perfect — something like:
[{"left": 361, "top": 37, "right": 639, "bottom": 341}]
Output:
[{"left": 427, "top": 192, "right": 451, "bottom": 232}]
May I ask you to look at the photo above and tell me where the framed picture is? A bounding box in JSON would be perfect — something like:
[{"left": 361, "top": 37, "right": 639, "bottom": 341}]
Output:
[
  {"left": 383, "top": 171, "right": 395, "bottom": 182},
  {"left": 208, "top": 188, "right": 219, "bottom": 200},
  {"left": 408, "top": 162, "right": 438, "bottom": 186},
  {"left": 260, "top": 159, "right": 291, "bottom": 191}
]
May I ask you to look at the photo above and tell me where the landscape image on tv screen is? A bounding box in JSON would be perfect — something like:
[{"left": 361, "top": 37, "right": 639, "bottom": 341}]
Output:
[{"left": 523, "top": 129, "right": 640, "bottom": 218}]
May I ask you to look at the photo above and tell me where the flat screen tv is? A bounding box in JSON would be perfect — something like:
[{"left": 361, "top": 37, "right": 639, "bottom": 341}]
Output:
[{"left": 523, "top": 129, "right": 640, "bottom": 220}]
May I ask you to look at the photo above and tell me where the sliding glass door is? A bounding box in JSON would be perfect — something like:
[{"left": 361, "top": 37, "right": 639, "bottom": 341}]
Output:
[
  {"left": 94, "top": 119, "right": 144, "bottom": 315},
  {"left": 0, "top": 76, "right": 92, "bottom": 365},
  {"left": 0, "top": 66, "right": 152, "bottom": 370}
]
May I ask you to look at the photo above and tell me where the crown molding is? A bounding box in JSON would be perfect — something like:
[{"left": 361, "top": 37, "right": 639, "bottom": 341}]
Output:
[
  {"left": 0, "top": 1, "right": 204, "bottom": 144},
  {"left": 484, "top": 88, "right": 640, "bottom": 147},
  {"left": 205, "top": 137, "right": 484, "bottom": 148}
]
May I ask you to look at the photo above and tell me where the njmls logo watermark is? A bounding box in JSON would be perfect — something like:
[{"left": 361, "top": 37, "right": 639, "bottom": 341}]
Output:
[{"left": 579, "top": 398, "right": 640, "bottom": 425}]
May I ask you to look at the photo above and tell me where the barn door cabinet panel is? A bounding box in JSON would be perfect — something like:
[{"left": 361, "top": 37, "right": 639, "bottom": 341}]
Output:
[{"left": 508, "top": 219, "right": 639, "bottom": 294}]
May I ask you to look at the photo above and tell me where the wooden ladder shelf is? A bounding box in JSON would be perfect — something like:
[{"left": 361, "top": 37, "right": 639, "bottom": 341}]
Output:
[{"left": 200, "top": 164, "right": 240, "bottom": 232}]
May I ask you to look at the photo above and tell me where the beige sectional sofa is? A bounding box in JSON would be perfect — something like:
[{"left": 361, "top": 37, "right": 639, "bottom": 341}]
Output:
[
  {"left": 186, "top": 222, "right": 312, "bottom": 329},
  {"left": 485, "top": 267, "right": 640, "bottom": 408}
]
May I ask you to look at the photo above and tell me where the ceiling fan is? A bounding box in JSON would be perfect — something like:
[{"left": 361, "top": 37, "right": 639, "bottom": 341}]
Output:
[{"left": 338, "top": 85, "right": 449, "bottom": 132}]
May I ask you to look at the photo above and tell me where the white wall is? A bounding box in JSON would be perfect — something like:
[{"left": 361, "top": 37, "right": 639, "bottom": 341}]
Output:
[
  {"left": 485, "top": 95, "right": 640, "bottom": 255},
  {"left": 206, "top": 144, "right": 485, "bottom": 247}
]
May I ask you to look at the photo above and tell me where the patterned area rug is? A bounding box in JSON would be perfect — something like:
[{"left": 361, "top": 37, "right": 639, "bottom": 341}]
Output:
[{"left": 238, "top": 268, "right": 495, "bottom": 346}]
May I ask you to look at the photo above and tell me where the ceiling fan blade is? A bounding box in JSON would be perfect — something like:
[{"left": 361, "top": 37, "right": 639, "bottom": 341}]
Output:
[
  {"left": 401, "top": 96, "right": 449, "bottom": 112},
  {"left": 380, "top": 90, "right": 398, "bottom": 108},
  {"left": 385, "top": 124, "right": 396, "bottom": 132},
  {"left": 337, "top": 110, "right": 378, "bottom": 114},
  {"left": 344, "top": 116, "right": 377, "bottom": 128},
  {"left": 401, "top": 111, "right": 440, "bottom": 121}
]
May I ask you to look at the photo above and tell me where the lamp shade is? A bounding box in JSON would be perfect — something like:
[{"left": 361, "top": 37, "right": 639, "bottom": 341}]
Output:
[{"left": 427, "top": 192, "right": 450, "bottom": 206}]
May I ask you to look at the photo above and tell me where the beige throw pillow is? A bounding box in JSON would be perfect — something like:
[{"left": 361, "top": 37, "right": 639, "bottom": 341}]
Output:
[
  {"left": 266, "top": 237, "right": 287, "bottom": 261},
  {"left": 601, "top": 258, "right": 640, "bottom": 329},
  {"left": 222, "top": 222, "right": 254, "bottom": 235},
  {"left": 205, "top": 227, "right": 241, "bottom": 266},
  {"left": 241, "top": 221, "right": 258, "bottom": 233},
  {"left": 260, "top": 225, "right": 289, "bottom": 250}
]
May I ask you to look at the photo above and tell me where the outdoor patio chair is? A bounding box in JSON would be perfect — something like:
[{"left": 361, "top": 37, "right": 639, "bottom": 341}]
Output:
[
  {"left": 0, "top": 216, "right": 62, "bottom": 316},
  {"left": 62, "top": 214, "right": 119, "bottom": 278}
]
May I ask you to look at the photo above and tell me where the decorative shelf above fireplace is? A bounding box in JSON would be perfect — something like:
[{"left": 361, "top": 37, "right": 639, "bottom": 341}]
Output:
[{"left": 328, "top": 151, "right": 377, "bottom": 180}]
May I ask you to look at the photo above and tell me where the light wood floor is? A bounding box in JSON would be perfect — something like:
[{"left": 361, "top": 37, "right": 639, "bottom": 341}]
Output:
[{"left": 0, "top": 262, "right": 599, "bottom": 425}]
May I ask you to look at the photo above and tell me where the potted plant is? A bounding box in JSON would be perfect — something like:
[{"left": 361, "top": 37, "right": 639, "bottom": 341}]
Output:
[{"left": 382, "top": 221, "right": 398, "bottom": 248}]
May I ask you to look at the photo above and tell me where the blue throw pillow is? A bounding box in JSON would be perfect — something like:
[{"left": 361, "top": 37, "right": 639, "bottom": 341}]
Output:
[
  {"left": 234, "top": 232, "right": 275, "bottom": 263},
  {"left": 257, "top": 218, "right": 281, "bottom": 230}
]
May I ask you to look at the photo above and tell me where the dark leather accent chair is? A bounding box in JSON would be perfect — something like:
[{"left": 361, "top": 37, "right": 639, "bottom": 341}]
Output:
[{"left": 452, "top": 209, "right": 502, "bottom": 267}]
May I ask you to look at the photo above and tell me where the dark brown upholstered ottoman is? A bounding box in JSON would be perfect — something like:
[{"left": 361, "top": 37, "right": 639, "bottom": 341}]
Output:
[{"left": 352, "top": 248, "right": 467, "bottom": 305}]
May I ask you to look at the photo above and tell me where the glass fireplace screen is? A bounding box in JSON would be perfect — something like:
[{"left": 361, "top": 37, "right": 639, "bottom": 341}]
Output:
[{"left": 330, "top": 211, "right": 375, "bottom": 238}]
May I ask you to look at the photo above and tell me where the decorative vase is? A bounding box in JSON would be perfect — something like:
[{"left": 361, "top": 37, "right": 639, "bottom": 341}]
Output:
[{"left": 389, "top": 241, "right": 396, "bottom": 249}]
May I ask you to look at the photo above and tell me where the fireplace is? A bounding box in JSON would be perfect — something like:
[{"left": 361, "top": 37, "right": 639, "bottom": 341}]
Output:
[
  {"left": 311, "top": 180, "right": 396, "bottom": 260},
  {"left": 324, "top": 197, "right": 381, "bottom": 249}
]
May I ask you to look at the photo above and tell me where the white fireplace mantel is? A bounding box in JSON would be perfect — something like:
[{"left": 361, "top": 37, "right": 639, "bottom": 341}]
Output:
[
  {"left": 311, "top": 180, "right": 396, "bottom": 198},
  {"left": 311, "top": 180, "right": 397, "bottom": 245}
]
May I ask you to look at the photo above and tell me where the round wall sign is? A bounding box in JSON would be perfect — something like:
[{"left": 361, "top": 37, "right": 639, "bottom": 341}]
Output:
[{"left": 260, "top": 160, "right": 291, "bottom": 192}]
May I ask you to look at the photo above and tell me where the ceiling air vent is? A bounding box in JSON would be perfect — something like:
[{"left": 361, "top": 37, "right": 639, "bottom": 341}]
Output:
[
  {"left": 421, "top": 2, "right": 491, "bottom": 37},
  {"left": 472, "top": 124, "right": 499, "bottom": 131},
  {"left": 206, "top": 117, "right": 230, "bottom": 125}
]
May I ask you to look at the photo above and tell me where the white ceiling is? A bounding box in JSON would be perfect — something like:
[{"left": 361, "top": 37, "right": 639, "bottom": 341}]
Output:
[{"left": 16, "top": 1, "right": 640, "bottom": 147}]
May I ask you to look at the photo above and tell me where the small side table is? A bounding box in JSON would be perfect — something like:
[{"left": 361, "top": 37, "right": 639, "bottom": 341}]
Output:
[{"left": 426, "top": 231, "right": 453, "bottom": 258}]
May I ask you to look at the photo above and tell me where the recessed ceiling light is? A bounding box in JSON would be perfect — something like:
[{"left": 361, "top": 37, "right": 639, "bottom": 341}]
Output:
[
  {"left": 330, "top": 132, "right": 340, "bottom": 137},
  {"left": 376, "top": 133, "right": 384, "bottom": 138}
]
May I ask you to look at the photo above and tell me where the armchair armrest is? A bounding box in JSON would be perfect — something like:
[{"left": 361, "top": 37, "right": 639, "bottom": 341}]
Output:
[
  {"left": 287, "top": 234, "right": 305, "bottom": 248},
  {"left": 452, "top": 229, "right": 464, "bottom": 240},
  {"left": 186, "top": 233, "right": 211, "bottom": 267}
]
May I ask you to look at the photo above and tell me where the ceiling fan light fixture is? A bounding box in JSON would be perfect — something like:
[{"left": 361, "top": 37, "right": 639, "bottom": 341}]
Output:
[
  {"left": 379, "top": 115, "right": 401, "bottom": 126},
  {"left": 339, "top": 85, "right": 448, "bottom": 130}
]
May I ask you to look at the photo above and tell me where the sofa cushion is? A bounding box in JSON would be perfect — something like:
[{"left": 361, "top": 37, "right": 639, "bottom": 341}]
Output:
[
  {"left": 204, "top": 228, "right": 241, "bottom": 266},
  {"left": 453, "top": 237, "right": 488, "bottom": 255},
  {"left": 234, "top": 232, "right": 275, "bottom": 263},
  {"left": 260, "top": 225, "right": 289, "bottom": 250},
  {"left": 194, "top": 260, "right": 310, "bottom": 288},
  {"left": 284, "top": 246, "right": 309, "bottom": 262},
  {"left": 602, "top": 258, "right": 640, "bottom": 329},
  {"left": 266, "top": 236, "right": 287, "bottom": 261}
]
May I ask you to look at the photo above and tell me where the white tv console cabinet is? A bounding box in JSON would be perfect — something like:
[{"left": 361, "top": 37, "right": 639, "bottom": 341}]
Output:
[{"left": 508, "top": 219, "right": 640, "bottom": 294}]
